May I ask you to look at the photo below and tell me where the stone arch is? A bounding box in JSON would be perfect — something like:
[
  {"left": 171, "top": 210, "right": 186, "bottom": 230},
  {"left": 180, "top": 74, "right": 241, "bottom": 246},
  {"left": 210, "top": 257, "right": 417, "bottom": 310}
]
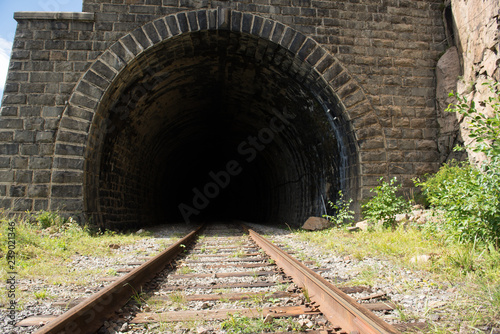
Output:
[{"left": 51, "top": 9, "right": 386, "bottom": 228}]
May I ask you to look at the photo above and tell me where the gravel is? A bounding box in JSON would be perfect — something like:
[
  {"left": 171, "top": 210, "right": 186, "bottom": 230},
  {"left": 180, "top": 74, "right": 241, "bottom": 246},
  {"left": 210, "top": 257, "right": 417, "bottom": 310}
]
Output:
[
  {"left": 2, "top": 222, "right": 484, "bottom": 333},
  {"left": 245, "top": 222, "right": 462, "bottom": 330},
  {"left": 0, "top": 223, "right": 194, "bottom": 334}
]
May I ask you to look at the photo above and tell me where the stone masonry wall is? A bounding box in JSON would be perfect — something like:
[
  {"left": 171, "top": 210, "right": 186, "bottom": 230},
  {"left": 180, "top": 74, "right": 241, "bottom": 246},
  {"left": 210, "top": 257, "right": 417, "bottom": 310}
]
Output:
[{"left": 0, "top": 0, "right": 447, "bottom": 221}]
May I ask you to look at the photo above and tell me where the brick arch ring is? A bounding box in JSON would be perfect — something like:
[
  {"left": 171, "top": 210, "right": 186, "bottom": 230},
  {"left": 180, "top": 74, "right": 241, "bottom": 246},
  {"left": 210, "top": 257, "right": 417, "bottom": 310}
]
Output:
[{"left": 50, "top": 8, "right": 387, "bottom": 215}]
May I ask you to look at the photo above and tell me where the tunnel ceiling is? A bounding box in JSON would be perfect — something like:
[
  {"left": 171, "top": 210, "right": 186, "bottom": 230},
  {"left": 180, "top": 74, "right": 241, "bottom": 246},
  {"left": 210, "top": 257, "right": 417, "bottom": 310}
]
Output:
[{"left": 85, "top": 30, "right": 351, "bottom": 228}]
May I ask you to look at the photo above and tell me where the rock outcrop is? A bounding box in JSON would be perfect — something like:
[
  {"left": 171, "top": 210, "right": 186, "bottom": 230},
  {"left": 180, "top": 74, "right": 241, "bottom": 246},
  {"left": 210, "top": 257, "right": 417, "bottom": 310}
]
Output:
[{"left": 438, "top": 0, "right": 500, "bottom": 164}]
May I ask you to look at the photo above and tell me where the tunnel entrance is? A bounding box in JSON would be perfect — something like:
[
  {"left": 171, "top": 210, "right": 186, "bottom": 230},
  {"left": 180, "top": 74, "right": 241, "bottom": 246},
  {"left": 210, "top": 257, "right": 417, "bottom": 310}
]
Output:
[{"left": 84, "top": 29, "right": 358, "bottom": 229}]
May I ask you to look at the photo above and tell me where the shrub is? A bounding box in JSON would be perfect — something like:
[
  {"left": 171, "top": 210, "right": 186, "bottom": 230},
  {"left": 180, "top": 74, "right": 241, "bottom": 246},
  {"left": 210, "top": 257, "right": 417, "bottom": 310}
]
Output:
[
  {"left": 323, "top": 191, "right": 354, "bottom": 227},
  {"left": 446, "top": 81, "right": 500, "bottom": 160},
  {"left": 417, "top": 161, "right": 500, "bottom": 246},
  {"left": 362, "top": 177, "right": 411, "bottom": 229},
  {"left": 417, "top": 81, "right": 500, "bottom": 247}
]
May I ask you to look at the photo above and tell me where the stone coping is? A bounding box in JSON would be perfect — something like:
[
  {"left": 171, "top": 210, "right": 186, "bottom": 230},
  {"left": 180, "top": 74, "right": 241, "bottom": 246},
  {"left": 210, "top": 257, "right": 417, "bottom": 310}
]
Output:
[{"left": 14, "top": 11, "right": 94, "bottom": 21}]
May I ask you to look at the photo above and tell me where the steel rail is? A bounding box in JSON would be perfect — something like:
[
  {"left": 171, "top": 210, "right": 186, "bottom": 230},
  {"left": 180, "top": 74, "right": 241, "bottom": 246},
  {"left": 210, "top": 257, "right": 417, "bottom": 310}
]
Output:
[
  {"left": 34, "top": 224, "right": 204, "bottom": 334},
  {"left": 243, "top": 225, "right": 401, "bottom": 334}
]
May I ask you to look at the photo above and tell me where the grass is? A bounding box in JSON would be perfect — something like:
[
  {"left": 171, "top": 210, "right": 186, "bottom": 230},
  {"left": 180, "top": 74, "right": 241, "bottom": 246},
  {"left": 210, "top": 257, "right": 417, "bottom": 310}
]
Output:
[
  {"left": 33, "top": 289, "right": 51, "bottom": 299},
  {"left": 0, "top": 211, "right": 160, "bottom": 307},
  {"left": 221, "top": 313, "right": 306, "bottom": 333},
  {"left": 176, "top": 265, "right": 194, "bottom": 275},
  {"left": 232, "top": 249, "right": 246, "bottom": 258},
  {"left": 292, "top": 225, "right": 500, "bottom": 332},
  {"left": 168, "top": 291, "right": 187, "bottom": 306}
]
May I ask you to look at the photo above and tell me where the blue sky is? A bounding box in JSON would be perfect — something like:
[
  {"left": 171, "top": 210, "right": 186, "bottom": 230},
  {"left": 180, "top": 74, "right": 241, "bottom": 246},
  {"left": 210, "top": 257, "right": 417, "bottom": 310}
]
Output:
[{"left": 0, "top": 0, "right": 83, "bottom": 98}]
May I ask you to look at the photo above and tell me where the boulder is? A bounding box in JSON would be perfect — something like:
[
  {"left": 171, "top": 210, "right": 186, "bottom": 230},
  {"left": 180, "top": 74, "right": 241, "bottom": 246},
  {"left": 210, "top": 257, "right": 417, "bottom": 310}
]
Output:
[
  {"left": 395, "top": 213, "right": 410, "bottom": 222},
  {"left": 302, "top": 216, "right": 330, "bottom": 231},
  {"left": 355, "top": 220, "right": 373, "bottom": 231}
]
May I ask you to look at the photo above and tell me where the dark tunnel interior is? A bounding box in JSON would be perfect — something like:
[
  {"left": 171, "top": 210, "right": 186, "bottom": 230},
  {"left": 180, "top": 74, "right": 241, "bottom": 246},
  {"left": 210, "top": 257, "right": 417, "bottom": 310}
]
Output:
[{"left": 84, "top": 31, "right": 357, "bottom": 229}]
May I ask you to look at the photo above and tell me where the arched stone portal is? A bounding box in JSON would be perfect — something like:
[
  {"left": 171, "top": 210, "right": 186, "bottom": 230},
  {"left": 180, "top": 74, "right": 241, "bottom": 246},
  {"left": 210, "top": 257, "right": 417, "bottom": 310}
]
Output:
[{"left": 52, "top": 10, "right": 385, "bottom": 229}]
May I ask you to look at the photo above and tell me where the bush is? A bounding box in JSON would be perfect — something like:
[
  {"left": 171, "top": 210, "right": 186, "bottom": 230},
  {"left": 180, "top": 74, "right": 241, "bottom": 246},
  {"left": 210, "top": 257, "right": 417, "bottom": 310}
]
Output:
[
  {"left": 362, "top": 177, "right": 411, "bottom": 229},
  {"left": 417, "top": 161, "right": 500, "bottom": 246},
  {"left": 446, "top": 81, "right": 500, "bottom": 159},
  {"left": 323, "top": 191, "right": 354, "bottom": 227},
  {"left": 417, "top": 81, "right": 500, "bottom": 247}
]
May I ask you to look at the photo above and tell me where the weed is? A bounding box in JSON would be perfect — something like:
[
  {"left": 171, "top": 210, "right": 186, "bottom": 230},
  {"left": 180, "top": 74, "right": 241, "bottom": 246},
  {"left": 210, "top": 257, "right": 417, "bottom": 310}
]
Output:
[
  {"left": 168, "top": 291, "right": 187, "bottom": 306},
  {"left": 33, "top": 289, "right": 49, "bottom": 299},
  {"left": 362, "top": 177, "right": 412, "bottom": 229},
  {"left": 323, "top": 191, "right": 355, "bottom": 227},
  {"left": 221, "top": 313, "right": 305, "bottom": 333},
  {"left": 232, "top": 250, "right": 246, "bottom": 258},
  {"left": 302, "top": 287, "right": 311, "bottom": 303},
  {"left": 177, "top": 266, "right": 194, "bottom": 275},
  {"left": 106, "top": 268, "right": 118, "bottom": 276},
  {"left": 125, "top": 284, "right": 147, "bottom": 306},
  {"left": 394, "top": 304, "right": 417, "bottom": 322}
]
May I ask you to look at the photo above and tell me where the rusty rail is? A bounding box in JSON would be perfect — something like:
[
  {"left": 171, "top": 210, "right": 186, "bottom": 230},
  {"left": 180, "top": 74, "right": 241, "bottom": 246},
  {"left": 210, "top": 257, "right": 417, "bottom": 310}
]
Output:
[
  {"left": 34, "top": 224, "right": 204, "bottom": 334},
  {"left": 242, "top": 225, "right": 401, "bottom": 334}
]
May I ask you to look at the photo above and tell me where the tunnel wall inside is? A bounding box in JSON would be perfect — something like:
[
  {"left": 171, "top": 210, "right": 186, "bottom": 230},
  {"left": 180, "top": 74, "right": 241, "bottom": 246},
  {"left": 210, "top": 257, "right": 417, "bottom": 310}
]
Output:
[{"left": 0, "top": 1, "right": 447, "bottom": 227}]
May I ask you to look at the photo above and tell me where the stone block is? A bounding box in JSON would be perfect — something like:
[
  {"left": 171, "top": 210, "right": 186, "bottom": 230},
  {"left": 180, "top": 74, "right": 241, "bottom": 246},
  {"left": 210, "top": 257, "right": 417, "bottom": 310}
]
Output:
[
  {"left": 131, "top": 27, "right": 152, "bottom": 50},
  {"left": 34, "top": 199, "right": 49, "bottom": 211},
  {"left": 165, "top": 15, "right": 180, "bottom": 36},
  {"left": 143, "top": 22, "right": 161, "bottom": 44},
  {"left": 10, "top": 185, "right": 26, "bottom": 197},
  {"left": 302, "top": 216, "right": 330, "bottom": 231},
  {"left": 55, "top": 144, "right": 85, "bottom": 156},
  {"left": 54, "top": 157, "right": 84, "bottom": 170},
  {"left": 20, "top": 144, "right": 38, "bottom": 155},
  {"left": 0, "top": 144, "right": 19, "bottom": 155},
  {"left": 1, "top": 107, "right": 19, "bottom": 117},
  {"left": 52, "top": 171, "right": 83, "bottom": 184},
  {"left": 50, "top": 198, "right": 83, "bottom": 211},
  {"left": 121, "top": 34, "right": 143, "bottom": 56},
  {"left": 0, "top": 131, "right": 13, "bottom": 142},
  {"left": 260, "top": 19, "right": 274, "bottom": 40},
  {"left": 176, "top": 12, "right": 189, "bottom": 33},
  {"left": 51, "top": 185, "right": 83, "bottom": 198},
  {"left": 29, "top": 157, "right": 52, "bottom": 170},
  {"left": 83, "top": 70, "right": 110, "bottom": 89},
  {"left": 27, "top": 185, "right": 49, "bottom": 198},
  {"left": 13, "top": 199, "right": 33, "bottom": 211},
  {"left": 12, "top": 157, "right": 29, "bottom": 169},
  {"left": 15, "top": 170, "right": 33, "bottom": 184},
  {"left": 0, "top": 171, "right": 15, "bottom": 182},
  {"left": 33, "top": 171, "right": 51, "bottom": 184},
  {"left": 69, "top": 93, "right": 98, "bottom": 110}
]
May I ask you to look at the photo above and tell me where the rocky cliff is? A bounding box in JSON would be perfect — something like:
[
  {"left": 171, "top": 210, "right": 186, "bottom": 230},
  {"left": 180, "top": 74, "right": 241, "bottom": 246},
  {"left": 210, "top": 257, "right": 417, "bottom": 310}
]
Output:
[{"left": 437, "top": 0, "right": 500, "bottom": 164}]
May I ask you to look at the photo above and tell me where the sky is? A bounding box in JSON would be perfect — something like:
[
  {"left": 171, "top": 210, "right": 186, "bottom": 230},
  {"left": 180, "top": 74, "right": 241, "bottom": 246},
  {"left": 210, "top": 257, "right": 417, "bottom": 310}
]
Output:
[{"left": 0, "top": 0, "right": 83, "bottom": 98}]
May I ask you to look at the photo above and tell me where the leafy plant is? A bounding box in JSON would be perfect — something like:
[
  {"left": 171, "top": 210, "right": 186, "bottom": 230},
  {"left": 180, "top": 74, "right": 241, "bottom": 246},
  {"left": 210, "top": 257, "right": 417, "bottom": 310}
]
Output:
[
  {"left": 446, "top": 81, "right": 500, "bottom": 159},
  {"left": 416, "top": 161, "right": 500, "bottom": 246},
  {"left": 362, "top": 177, "right": 411, "bottom": 229},
  {"left": 323, "top": 191, "right": 355, "bottom": 227},
  {"left": 416, "top": 82, "right": 500, "bottom": 246}
]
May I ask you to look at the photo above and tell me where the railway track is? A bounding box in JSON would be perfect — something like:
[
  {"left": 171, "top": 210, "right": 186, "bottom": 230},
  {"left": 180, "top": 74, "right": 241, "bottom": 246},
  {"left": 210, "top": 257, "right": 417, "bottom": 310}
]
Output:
[{"left": 21, "top": 223, "right": 401, "bottom": 334}]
